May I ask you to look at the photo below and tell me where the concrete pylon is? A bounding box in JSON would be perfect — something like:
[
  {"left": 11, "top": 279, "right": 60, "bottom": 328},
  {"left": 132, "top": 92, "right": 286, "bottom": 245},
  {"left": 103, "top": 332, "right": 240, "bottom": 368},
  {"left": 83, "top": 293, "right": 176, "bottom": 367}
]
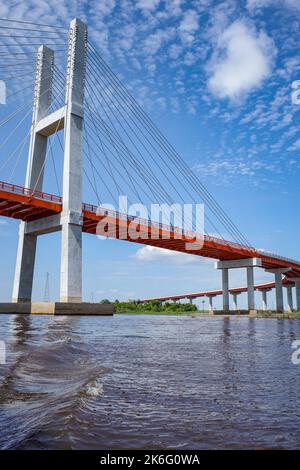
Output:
[
  {"left": 259, "top": 288, "right": 271, "bottom": 311},
  {"left": 290, "top": 278, "right": 300, "bottom": 311},
  {"left": 12, "top": 46, "right": 54, "bottom": 302},
  {"left": 247, "top": 266, "right": 255, "bottom": 310},
  {"left": 222, "top": 268, "right": 229, "bottom": 312},
  {"left": 231, "top": 292, "right": 241, "bottom": 311},
  {"left": 207, "top": 295, "right": 216, "bottom": 311},
  {"left": 60, "top": 19, "right": 87, "bottom": 302},
  {"left": 12, "top": 19, "right": 88, "bottom": 305},
  {"left": 216, "top": 258, "right": 262, "bottom": 312},
  {"left": 265, "top": 268, "right": 291, "bottom": 313},
  {"left": 285, "top": 285, "right": 294, "bottom": 313}
]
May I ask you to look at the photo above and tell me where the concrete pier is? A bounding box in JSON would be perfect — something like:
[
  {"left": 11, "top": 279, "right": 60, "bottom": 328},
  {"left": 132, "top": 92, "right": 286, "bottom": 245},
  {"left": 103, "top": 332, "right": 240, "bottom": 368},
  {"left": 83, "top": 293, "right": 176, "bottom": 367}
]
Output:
[
  {"left": 285, "top": 285, "right": 294, "bottom": 313},
  {"left": 207, "top": 294, "right": 216, "bottom": 312},
  {"left": 0, "top": 303, "right": 114, "bottom": 315},
  {"left": 216, "top": 258, "right": 262, "bottom": 314},
  {"left": 259, "top": 288, "right": 271, "bottom": 311},
  {"left": 221, "top": 268, "right": 229, "bottom": 312},
  {"left": 231, "top": 292, "right": 241, "bottom": 310},
  {"left": 290, "top": 278, "right": 300, "bottom": 311},
  {"left": 266, "top": 268, "right": 291, "bottom": 313},
  {"left": 247, "top": 266, "right": 255, "bottom": 311}
]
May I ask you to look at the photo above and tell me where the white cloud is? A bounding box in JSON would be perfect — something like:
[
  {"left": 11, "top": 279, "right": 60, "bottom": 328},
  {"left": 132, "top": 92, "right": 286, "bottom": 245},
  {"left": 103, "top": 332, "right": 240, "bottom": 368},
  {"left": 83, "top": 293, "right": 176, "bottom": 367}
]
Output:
[
  {"left": 208, "top": 20, "right": 276, "bottom": 101},
  {"left": 91, "top": 0, "right": 116, "bottom": 16},
  {"left": 247, "top": 0, "right": 300, "bottom": 10},
  {"left": 287, "top": 138, "right": 300, "bottom": 151},
  {"left": 143, "top": 28, "right": 175, "bottom": 54},
  {"left": 134, "top": 246, "right": 199, "bottom": 264},
  {"left": 136, "top": 0, "right": 160, "bottom": 12},
  {"left": 194, "top": 156, "right": 279, "bottom": 187},
  {"left": 247, "top": 0, "right": 274, "bottom": 8},
  {"left": 178, "top": 9, "right": 199, "bottom": 44}
]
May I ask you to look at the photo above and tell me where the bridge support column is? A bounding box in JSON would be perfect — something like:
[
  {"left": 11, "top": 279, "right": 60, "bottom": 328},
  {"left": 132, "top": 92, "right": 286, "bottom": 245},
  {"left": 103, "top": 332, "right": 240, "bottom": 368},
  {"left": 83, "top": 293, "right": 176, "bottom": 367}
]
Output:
[
  {"left": 189, "top": 298, "right": 193, "bottom": 305},
  {"left": 221, "top": 268, "right": 229, "bottom": 312},
  {"left": 216, "top": 258, "right": 262, "bottom": 313},
  {"left": 12, "top": 46, "right": 54, "bottom": 302},
  {"left": 285, "top": 285, "right": 294, "bottom": 313},
  {"left": 60, "top": 19, "right": 87, "bottom": 303},
  {"left": 290, "top": 279, "right": 300, "bottom": 311},
  {"left": 247, "top": 266, "right": 255, "bottom": 311},
  {"left": 265, "top": 268, "right": 291, "bottom": 313},
  {"left": 231, "top": 292, "right": 241, "bottom": 311},
  {"left": 259, "top": 289, "right": 271, "bottom": 311},
  {"left": 207, "top": 295, "right": 216, "bottom": 312}
]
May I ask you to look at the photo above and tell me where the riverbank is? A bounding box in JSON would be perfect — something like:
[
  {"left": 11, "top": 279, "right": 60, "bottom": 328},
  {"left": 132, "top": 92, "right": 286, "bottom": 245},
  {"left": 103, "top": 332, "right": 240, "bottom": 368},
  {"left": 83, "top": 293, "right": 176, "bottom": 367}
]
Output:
[
  {"left": 115, "top": 310, "right": 208, "bottom": 316},
  {"left": 100, "top": 300, "right": 300, "bottom": 318},
  {"left": 115, "top": 310, "right": 300, "bottom": 319},
  {"left": 100, "top": 300, "right": 198, "bottom": 315}
]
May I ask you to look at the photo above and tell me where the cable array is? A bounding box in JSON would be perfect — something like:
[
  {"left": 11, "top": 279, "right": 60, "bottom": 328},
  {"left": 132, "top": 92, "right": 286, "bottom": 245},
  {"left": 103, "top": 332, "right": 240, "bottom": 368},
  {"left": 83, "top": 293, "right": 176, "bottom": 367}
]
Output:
[
  {"left": 83, "top": 42, "right": 251, "bottom": 247},
  {"left": 0, "top": 18, "right": 67, "bottom": 190},
  {"left": 0, "top": 17, "right": 251, "bottom": 248}
]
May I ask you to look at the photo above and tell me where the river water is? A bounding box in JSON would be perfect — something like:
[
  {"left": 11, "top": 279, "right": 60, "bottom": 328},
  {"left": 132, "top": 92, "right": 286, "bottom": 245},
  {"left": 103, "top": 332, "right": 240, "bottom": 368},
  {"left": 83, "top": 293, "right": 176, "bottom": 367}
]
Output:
[{"left": 0, "top": 314, "right": 299, "bottom": 450}]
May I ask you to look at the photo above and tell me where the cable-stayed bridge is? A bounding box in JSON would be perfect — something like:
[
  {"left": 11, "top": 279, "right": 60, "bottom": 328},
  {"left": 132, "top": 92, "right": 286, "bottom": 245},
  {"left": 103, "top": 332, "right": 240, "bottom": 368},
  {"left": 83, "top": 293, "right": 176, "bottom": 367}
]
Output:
[{"left": 0, "top": 17, "right": 299, "bottom": 315}]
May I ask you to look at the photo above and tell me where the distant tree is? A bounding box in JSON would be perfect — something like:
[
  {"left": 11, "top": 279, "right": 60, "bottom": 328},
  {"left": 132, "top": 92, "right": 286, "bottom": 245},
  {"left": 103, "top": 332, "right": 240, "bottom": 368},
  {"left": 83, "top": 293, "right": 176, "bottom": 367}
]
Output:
[{"left": 100, "top": 299, "right": 111, "bottom": 304}]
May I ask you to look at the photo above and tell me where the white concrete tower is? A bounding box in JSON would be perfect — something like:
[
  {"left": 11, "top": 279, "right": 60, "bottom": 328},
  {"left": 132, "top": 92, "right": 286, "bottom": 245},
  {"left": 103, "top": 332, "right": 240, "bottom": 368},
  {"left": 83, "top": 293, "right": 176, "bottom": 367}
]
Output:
[
  {"left": 12, "top": 46, "right": 54, "bottom": 302},
  {"left": 12, "top": 19, "right": 88, "bottom": 305},
  {"left": 60, "top": 18, "right": 87, "bottom": 302}
]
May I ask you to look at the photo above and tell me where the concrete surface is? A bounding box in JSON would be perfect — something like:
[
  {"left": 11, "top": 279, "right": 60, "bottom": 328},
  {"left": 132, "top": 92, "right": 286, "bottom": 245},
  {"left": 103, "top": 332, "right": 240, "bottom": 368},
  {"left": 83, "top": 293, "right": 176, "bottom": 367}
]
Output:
[{"left": 0, "top": 302, "right": 114, "bottom": 316}]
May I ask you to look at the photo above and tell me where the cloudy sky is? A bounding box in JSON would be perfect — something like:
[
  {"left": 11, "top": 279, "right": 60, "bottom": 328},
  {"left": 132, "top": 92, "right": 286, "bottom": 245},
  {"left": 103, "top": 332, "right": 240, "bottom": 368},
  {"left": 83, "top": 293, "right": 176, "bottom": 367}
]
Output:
[{"left": 0, "top": 0, "right": 300, "bottom": 309}]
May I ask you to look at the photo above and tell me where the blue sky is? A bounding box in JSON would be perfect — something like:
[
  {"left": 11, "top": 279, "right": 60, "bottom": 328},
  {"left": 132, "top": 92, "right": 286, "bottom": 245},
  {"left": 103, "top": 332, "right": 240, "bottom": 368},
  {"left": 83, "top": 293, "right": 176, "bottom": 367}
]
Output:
[{"left": 0, "top": 0, "right": 300, "bottom": 309}]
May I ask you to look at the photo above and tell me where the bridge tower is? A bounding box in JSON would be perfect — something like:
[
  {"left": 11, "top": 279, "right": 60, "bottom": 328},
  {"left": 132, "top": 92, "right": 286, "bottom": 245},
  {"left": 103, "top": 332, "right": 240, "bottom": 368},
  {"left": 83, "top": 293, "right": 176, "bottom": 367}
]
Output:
[{"left": 10, "top": 19, "right": 111, "bottom": 315}]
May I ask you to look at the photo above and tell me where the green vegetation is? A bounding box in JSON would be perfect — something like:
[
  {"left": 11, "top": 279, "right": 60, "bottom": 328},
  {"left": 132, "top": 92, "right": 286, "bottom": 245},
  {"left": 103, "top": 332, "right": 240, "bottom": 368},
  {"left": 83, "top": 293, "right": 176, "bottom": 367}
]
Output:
[{"left": 99, "top": 299, "right": 199, "bottom": 315}]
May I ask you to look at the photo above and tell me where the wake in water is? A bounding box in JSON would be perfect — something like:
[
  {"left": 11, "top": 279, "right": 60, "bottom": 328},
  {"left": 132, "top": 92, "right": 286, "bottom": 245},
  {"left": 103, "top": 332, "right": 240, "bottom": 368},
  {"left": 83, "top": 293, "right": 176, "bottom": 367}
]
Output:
[{"left": 0, "top": 315, "right": 108, "bottom": 449}]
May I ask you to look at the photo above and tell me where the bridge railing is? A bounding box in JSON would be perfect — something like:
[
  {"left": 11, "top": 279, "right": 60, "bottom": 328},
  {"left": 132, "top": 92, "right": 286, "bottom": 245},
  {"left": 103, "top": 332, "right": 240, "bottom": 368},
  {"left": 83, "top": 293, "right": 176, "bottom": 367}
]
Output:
[
  {"left": 0, "top": 181, "right": 62, "bottom": 204},
  {"left": 82, "top": 204, "right": 200, "bottom": 239},
  {"left": 82, "top": 204, "right": 257, "bottom": 252},
  {"left": 1, "top": 182, "right": 255, "bottom": 253},
  {"left": 2, "top": 182, "right": 299, "bottom": 266}
]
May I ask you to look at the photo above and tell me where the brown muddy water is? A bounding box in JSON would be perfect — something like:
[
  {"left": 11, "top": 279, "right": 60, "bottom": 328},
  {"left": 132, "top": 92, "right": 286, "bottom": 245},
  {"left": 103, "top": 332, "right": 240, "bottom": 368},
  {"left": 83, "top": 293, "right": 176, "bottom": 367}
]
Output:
[{"left": 0, "top": 314, "right": 299, "bottom": 450}]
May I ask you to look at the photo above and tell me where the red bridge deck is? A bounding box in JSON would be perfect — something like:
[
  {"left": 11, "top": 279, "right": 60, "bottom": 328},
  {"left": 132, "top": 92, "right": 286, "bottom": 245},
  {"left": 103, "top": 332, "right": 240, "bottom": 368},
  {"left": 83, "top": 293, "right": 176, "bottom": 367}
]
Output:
[{"left": 1, "top": 181, "right": 300, "bottom": 278}]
